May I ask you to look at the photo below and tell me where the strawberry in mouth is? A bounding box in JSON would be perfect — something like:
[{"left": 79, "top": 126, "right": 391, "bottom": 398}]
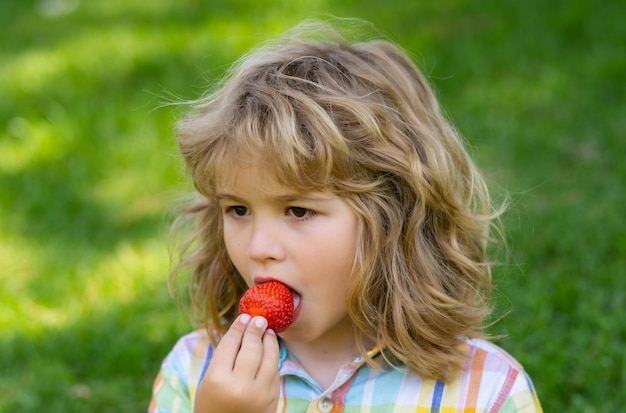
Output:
[{"left": 238, "top": 281, "right": 298, "bottom": 333}]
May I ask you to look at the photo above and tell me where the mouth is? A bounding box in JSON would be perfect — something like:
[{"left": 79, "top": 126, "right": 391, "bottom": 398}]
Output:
[
  {"left": 252, "top": 276, "right": 302, "bottom": 323},
  {"left": 291, "top": 289, "right": 302, "bottom": 319}
]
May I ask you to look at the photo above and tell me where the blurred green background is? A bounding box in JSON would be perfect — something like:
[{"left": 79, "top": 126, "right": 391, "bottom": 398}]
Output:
[{"left": 1, "top": 0, "right": 624, "bottom": 411}]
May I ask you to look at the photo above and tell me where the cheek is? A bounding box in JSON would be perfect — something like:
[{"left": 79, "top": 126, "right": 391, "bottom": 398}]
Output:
[
  {"left": 313, "top": 226, "right": 359, "bottom": 288},
  {"left": 223, "top": 225, "right": 246, "bottom": 271},
  {"left": 328, "top": 223, "right": 359, "bottom": 270}
]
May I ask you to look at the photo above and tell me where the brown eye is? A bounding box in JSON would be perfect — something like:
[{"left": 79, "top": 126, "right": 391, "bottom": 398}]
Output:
[
  {"left": 230, "top": 206, "right": 248, "bottom": 216},
  {"left": 288, "top": 207, "right": 309, "bottom": 218}
]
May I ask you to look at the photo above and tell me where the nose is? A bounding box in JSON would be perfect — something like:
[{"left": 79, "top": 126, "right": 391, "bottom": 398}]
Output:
[{"left": 247, "top": 218, "right": 286, "bottom": 262}]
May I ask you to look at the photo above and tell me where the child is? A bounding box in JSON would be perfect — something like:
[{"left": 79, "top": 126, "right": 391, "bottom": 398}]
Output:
[{"left": 149, "top": 19, "right": 542, "bottom": 413}]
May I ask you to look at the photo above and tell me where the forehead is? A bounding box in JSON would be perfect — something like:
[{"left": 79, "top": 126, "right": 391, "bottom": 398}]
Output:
[
  {"left": 213, "top": 147, "right": 331, "bottom": 195},
  {"left": 216, "top": 157, "right": 280, "bottom": 193},
  {"left": 215, "top": 158, "right": 346, "bottom": 209}
]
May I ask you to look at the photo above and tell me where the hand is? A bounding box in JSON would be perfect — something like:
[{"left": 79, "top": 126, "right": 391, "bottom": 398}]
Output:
[{"left": 194, "top": 314, "right": 280, "bottom": 413}]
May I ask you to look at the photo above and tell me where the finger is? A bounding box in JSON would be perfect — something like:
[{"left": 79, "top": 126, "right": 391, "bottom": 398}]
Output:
[
  {"left": 233, "top": 316, "right": 268, "bottom": 376},
  {"left": 210, "top": 314, "right": 251, "bottom": 373},
  {"left": 256, "top": 329, "right": 280, "bottom": 379}
]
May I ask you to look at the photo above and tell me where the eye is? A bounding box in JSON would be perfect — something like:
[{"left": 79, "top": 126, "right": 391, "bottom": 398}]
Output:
[
  {"left": 227, "top": 205, "right": 248, "bottom": 217},
  {"left": 287, "top": 207, "right": 313, "bottom": 219}
]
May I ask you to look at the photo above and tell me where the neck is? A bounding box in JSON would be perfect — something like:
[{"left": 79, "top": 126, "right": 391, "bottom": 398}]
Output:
[{"left": 281, "top": 319, "right": 375, "bottom": 390}]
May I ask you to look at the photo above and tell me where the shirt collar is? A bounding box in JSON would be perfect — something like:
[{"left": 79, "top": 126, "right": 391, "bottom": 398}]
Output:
[{"left": 277, "top": 341, "right": 381, "bottom": 370}]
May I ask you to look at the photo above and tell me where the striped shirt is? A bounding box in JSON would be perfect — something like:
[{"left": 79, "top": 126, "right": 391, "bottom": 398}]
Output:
[{"left": 148, "top": 329, "right": 542, "bottom": 412}]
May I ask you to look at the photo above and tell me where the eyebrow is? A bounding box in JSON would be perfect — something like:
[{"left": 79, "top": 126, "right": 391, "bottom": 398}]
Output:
[{"left": 215, "top": 192, "right": 334, "bottom": 203}]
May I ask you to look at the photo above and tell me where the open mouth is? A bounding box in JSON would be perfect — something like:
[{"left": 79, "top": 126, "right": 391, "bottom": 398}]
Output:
[
  {"left": 290, "top": 289, "right": 302, "bottom": 320},
  {"left": 249, "top": 277, "right": 302, "bottom": 328}
]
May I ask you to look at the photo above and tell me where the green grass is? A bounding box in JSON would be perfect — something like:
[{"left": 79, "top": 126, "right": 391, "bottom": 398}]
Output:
[{"left": 1, "top": 0, "right": 624, "bottom": 411}]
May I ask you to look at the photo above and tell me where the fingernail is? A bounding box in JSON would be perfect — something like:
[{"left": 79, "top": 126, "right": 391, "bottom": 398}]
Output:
[
  {"left": 239, "top": 313, "right": 251, "bottom": 324},
  {"left": 254, "top": 316, "right": 267, "bottom": 328}
]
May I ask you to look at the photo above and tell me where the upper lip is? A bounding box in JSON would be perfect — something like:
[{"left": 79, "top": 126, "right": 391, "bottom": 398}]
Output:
[
  {"left": 252, "top": 275, "right": 276, "bottom": 285},
  {"left": 252, "top": 275, "right": 299, "bottom": 294}
]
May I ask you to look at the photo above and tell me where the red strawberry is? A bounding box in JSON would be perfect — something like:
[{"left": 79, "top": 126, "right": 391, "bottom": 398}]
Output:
[{"left": 239, "top": 281, "right": 294, "bottom": 333}]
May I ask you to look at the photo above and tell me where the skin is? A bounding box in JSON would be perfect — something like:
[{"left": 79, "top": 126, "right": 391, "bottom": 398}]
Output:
[
  {"left": 194, "top": 160, "right": 362, "bottom": 413},
  {"left": 194, "top": 314, "right": 280, "bottom": 413}
]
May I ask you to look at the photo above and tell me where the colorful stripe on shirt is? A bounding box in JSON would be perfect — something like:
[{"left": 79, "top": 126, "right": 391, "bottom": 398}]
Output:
[{"left": 149, "top": 330, "right": 543, "bottom": 413}]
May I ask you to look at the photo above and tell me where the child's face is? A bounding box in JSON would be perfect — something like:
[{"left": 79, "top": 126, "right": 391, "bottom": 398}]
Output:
[{"left": 217, "top": 160, "right": 360, "bottom": 345}]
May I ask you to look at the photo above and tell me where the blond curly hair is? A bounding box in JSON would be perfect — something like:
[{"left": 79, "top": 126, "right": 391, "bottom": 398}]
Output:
[{"left": 171, "top": 20, "right": 505, "bottom": 380}]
